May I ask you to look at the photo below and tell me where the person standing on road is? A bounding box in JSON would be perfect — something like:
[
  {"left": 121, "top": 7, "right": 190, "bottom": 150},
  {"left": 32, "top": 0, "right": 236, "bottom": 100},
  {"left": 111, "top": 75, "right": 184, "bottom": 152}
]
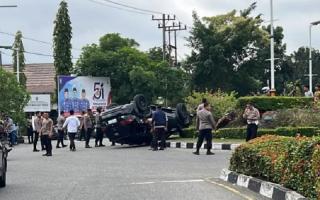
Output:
[
  {"left": 78, "top": 111, "right": 86, "bottom": 141},
  {"left": 151, "top": 105, "right": 168, "bottom": 151},
  {"left": 40, "top": 113, "right": 53, "bottom": 156},
  {"left": 95, "top": 107, "right": 105, "bottom": 147},
  {"left": 243, "top": 103, "right": 260, "bottom": 142},
  {"left": 193, "top": 102, "right": 216, "bottom": 155},
  {"left": 27, "top": 115, "right": 33, "bottom": 144},
  {"left": 33, "top": 112, "right": 42, "bottom": 152},
  {"left": 56, "top": 111, "right": 67, "bottom": 148},
  {"left": 63, "top": 110, "right": 80, "bottom": 151},
  {"left": 83, "top": 109, "right": 94, "bottom": 148},
  {"left": 4, "top": 115, "right": 16, "bottom": 147}
]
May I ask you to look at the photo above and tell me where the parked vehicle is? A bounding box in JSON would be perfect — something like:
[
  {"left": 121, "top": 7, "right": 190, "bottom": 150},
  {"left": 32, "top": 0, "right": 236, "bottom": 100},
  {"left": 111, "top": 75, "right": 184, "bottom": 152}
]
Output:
[
  {"left": 0, "top": 140, "right": 8, "bottom": 188},
  {"left": 102, "top": 94, "right": 191, "bottom": 145}
]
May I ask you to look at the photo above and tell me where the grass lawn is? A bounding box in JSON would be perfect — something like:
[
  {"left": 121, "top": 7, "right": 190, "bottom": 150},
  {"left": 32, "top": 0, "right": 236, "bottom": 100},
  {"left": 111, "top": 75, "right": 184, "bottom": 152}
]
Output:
[{"left": 168, "top": 135, "right": 245, "bottom": 144}]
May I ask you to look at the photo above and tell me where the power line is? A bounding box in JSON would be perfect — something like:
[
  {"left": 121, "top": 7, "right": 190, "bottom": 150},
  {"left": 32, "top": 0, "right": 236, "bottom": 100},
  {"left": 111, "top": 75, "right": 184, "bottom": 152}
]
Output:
[
  {"left": 99, "top": 0, "right": 163, "bottom": 14},
  {"left": 0, "top": 30, "right": 82, "bottom": 51},
  {"left": 87, "top": 0, "right": 151, "bottom": 16}
]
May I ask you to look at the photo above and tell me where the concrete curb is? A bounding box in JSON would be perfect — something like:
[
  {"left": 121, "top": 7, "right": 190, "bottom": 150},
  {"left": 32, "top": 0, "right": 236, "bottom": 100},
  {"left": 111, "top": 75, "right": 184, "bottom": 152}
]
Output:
[
  {"left": 220, "top": 169, "right": 307, "bottom": 200},
  {"left": 166, "top": 142, "right": 241, "bottom": 150}
]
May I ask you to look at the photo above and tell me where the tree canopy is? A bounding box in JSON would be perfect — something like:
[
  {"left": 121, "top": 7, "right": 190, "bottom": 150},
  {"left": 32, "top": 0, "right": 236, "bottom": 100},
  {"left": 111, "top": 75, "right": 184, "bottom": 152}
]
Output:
[
  {"left": 184, "top": 3, "right": 289, "bottom": 95},
  {"left": 0, "top": 68, "right": 29, "bottom": 124},
  {"left": 53, "top": 0, "right": 72, "bottom": 75},
  {"left": 12, "top": 30, "right": 26, "bottom": 86},
  {"left": 75, "top": 33, "right": 188, "bottom": 104}
]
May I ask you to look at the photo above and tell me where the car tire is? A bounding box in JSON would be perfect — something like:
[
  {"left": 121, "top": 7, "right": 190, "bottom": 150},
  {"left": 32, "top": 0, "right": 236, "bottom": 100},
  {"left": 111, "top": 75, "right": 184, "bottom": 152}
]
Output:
[
  {"left": 133, "top": 94, "right": 148, "bottom": 116},
  {"left": 0, "top": 156, "right": 6, "bottom": 188},
  {"left": 175, "top": 103, "right": 190, "bottom": 127}
]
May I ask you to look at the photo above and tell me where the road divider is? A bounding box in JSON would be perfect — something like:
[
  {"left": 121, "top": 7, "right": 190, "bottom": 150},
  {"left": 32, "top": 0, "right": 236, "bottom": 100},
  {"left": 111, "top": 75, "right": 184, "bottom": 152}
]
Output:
[
  {"left": 165, "top": 141, "right": 240, "bottom": 150},
  {"left": 220, "top": 169, "right": 307, "bottom": 200}
]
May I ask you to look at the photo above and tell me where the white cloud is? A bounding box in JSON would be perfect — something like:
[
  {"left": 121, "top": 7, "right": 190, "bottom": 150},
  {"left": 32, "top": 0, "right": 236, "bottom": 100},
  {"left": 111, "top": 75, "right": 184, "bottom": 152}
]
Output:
[{"left": 0, "top": 0, "right": 319, "bottom": 64}]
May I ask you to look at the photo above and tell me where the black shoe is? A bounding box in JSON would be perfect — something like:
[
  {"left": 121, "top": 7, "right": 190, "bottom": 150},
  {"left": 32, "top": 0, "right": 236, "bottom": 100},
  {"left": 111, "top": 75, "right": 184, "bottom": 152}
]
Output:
[
  {"left": 46, "top": 154, "right": 52, "bottom": 156},
  {"left": 85, "top": 145, "right": 92, "bottom": 148},
  {"left": 159, "top": 148, "right": 164, "bottom": 150},
  {"left": 99, "top": 144, "right": 105, "bottom": 147},
  {"left": 152, "top": 148, "right": 158, "bottom": 151},
  {"left": 62, "top": 145, "right": 67, "bottom": 148},
  {"left": 33, "top": 149, "right": 40, "bottom": 152},
  {"left": 193, "top": 151, "right": 200, "bottom": 155},
  {"left": 42, "top": 153, "right": 48, "bottom": 156},
  {"left": 206, "top": 151, "right": 215, "bottom": 155},
  {"left": 56, "top": 146, "right": 61, "bottom": 149}
]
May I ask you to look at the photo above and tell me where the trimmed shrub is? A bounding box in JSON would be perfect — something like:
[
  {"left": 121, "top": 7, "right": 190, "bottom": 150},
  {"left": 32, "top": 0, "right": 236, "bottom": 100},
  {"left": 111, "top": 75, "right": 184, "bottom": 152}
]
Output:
[
  {"left": 237, "top": 96, "right": 313, "bottom": 111},
  {"left": 215, "top": 127, "right": 318, "bottom": 139},
  {"left": 185, "top": 90, "right": 237, "bottom": 119},
  {"left": 180, "top": 127, "right": 196, "bottom": 138},
  {"left": 229, "top": 135, "right": 320, "bottom": 199}
]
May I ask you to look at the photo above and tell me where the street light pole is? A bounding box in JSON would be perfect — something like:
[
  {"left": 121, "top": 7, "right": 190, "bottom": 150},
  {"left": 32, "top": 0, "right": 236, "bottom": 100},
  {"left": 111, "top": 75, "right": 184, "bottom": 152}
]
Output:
[
  {"left": 270, "top": 0, "right": 275, "bottom": 96},
  {"left": 16, "top": 49, "right": 19, "bottom": 83},
  {"left": 309, "top": 20, "right": 320, "bottom": 92}
]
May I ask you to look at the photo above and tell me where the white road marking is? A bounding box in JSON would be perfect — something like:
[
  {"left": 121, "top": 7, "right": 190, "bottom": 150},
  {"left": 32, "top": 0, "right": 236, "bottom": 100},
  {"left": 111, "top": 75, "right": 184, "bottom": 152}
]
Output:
[
  {"left": 131, "top": 178, "right": 255, "bottom": 200},
  {"left": 161, "top": 179, "right": 204, "bottom": 183},
  {"left": 204, "top": 178, "right": 255, "bottom": 200},
  {"left": 131, "top": 182, "right": 155, "bottom": 185}
]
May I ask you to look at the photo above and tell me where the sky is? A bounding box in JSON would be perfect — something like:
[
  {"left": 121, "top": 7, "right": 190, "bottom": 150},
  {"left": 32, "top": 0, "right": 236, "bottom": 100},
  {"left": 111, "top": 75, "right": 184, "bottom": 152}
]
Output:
[{"left": 0, "top": 0, "right": 319, "bottom": 65}]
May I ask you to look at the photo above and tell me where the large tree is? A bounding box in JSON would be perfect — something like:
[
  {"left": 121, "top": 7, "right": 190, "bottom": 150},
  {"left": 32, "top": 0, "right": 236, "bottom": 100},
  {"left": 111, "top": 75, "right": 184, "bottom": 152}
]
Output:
[
  {"left": 75, "top": 33, "right": 188, "bottom": 104},
  {"left": 0, "top": 68, "right": 29, "bottom": 124},
  {"left": 185, "top": 3, "right": 273, "bottom": 95},
  {"left": 12, "top": 30, "right": 26, "bottom": 86},
  {"left": 53, "top": 0, "right": 72, "bottom": 75}
]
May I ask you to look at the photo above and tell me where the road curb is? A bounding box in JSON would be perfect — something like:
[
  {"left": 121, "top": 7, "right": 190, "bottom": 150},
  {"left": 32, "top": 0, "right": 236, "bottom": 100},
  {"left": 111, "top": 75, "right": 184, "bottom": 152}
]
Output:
[
  {"left": 165, "top": 142, "right": 241, "bottom": 150},
  {"left": 220, "top": 169, "right": 307, "bottom": 200}
]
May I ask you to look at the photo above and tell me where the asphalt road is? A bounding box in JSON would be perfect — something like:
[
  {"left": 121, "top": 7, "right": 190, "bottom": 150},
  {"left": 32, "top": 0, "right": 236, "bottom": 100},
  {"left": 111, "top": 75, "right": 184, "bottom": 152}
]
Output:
[{"left": 0, "top": 140, "right": 269, "bottom": 200}]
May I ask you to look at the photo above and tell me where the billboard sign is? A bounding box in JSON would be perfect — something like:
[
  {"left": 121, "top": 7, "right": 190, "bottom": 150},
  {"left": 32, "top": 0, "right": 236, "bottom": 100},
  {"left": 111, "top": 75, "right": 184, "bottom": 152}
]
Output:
[
  {"left": 58, "top": 76, "right": 111, "bottom": 114},
  {"left": 24, "top": 94, "right": 51, "bottom": 112}
]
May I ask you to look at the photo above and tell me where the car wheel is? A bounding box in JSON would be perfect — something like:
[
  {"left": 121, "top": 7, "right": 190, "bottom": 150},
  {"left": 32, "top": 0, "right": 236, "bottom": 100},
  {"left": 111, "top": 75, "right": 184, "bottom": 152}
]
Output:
[
  {"left": 0, "top": 156, "right": 6, "bottom": 187},
  {"left": 133, "top": 94, "right": 148, "bottom": 116},
  {"left": 175, "top": 103, "right": 190, "bottom": 127}
]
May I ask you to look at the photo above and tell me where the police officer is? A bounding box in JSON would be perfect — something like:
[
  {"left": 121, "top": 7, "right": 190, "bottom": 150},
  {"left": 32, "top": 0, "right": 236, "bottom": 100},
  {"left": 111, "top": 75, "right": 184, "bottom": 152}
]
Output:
[
  {"left": 40, "top": 113, "right": 53, "bottom": 156},
  {"left": 33, "top": 111, "right": 42, "bottom": 152},
  {"left": 56, "top": 111, "right": 67, "bottom": 148},
  {"left": 193, "top": 102, "right": 216, "bottom": 155},
  {"left": 83, "top": 109, "right": 94, "bottom": 148},
  {"left": 151, "top": 105, "right": 168, "bottom": 151},
  {"left": 95, "top": 107, "right": 105, "bottom": 147}
]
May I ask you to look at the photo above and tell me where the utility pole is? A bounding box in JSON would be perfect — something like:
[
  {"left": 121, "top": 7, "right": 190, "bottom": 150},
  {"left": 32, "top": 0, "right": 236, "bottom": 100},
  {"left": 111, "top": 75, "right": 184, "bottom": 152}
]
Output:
[
  {"left": 269, "top": 0, "right": 275, "bottom": 96},
  {"left": 16, "top": 48, "right": 19, "bottom": 83},
  {"left": 308, "top": 20, "right": 320, "bottom": 92},
  {"left": 152, "top": 14, "right": 175, "bottom": 61},
  {"left": 166, "top": 22, "right": 187, "bottom": 66},
  {"left": 0, "top": 51, "right": 2, "bottom": 69}
]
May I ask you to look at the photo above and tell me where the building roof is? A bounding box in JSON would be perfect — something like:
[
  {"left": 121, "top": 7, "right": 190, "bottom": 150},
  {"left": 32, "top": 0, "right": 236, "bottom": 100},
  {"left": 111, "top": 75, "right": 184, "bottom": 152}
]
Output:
[{"left": 2, "top": 63, "right": 56, "bottom": 94}]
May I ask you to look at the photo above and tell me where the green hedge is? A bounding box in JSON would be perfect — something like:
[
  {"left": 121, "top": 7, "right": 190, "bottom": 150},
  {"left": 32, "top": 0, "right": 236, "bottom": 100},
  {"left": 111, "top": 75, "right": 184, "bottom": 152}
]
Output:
[
  {"left": 181, "top": 127, "right": 319, "bottom": 139},
  {"left": 237, "top": 96, "right": 313, "bottom": 111},
  {"left": 216, "top": 127, "right": 319, "bottom": 138},
  {"left": 229, "top": 135, "right": 320, "bottom": 199}
]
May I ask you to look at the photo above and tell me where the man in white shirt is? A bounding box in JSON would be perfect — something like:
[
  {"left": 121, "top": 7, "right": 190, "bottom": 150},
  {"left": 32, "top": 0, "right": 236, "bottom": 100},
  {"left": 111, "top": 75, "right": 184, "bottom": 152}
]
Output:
[
  {"left": 303, "top": 85, "right": 313, "bottom": 97},
  {"left": 63, "top": 110, "right": 80, "bottom": 151}
]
